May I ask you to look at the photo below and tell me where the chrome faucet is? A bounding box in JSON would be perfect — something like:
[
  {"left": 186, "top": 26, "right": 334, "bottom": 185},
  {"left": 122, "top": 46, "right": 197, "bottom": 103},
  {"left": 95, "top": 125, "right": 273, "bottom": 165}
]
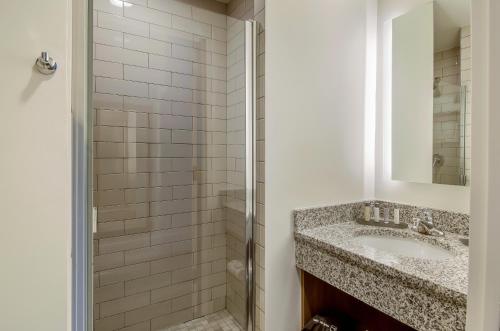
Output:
[{"left": 410, "top": 210, "right": 444, "bottom": 236}]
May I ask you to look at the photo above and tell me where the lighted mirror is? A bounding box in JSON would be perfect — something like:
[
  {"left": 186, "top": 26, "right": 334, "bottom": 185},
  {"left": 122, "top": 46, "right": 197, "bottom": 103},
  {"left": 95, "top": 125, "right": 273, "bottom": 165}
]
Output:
[{"left": 392, "top": 0, "right": 471, "bottom": 186}]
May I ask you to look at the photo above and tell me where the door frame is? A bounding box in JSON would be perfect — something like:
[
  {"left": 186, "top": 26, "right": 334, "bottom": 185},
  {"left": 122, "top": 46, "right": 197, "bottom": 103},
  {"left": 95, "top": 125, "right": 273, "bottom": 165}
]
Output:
[
  {"left": 245, "top": 20, "right": 257, "bottom": 331},
  {"left": 71, "top": 0, "right": 92, "bottom": 330}
]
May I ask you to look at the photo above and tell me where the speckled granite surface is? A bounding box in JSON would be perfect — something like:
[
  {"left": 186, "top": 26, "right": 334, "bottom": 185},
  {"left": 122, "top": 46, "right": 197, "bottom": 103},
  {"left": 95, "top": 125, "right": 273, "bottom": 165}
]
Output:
[
  {"left": 294, "top": 201, "right": 366, "bottom": 231},
  {"left": 294, "top": 200, "right": 470, "bottom": 235},
  {"left": 294, "top": 201, "right": 469, "bottom": 331}
]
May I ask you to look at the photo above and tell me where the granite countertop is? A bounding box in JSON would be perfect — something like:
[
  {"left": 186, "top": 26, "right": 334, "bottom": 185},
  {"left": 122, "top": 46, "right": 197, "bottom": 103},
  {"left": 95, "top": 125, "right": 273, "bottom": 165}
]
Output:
[
  {"left": 295, "top": 221, "right": 469, "bottom": 304},
  {"left": 294, "top": 201, "right": 470, "bottom": 331}
]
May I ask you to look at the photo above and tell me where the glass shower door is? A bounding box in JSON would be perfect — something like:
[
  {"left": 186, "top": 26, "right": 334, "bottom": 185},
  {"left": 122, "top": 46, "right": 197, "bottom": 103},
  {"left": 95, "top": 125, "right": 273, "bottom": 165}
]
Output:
[
  {"left": 225, "top": 19, "right": 256, "bottom": 331},
  {"left": 90, "top": 1, "right": 255, "bottom": 329}
]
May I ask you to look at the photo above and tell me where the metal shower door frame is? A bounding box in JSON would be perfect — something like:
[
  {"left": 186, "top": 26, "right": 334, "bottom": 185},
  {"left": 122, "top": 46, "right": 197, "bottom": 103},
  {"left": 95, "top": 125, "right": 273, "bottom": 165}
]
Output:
[
  {"left": 244, "top": 19, "right": 257, "bottom": 331},
  {"left": 72, "top": 0, "right": 93, "bottom": 330}
]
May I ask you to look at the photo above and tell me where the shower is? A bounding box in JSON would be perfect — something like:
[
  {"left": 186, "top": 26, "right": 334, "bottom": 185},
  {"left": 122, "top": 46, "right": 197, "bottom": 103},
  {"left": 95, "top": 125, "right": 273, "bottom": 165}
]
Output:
[{"left": 89, "top": 1, "right": 257, "bottom": 330}]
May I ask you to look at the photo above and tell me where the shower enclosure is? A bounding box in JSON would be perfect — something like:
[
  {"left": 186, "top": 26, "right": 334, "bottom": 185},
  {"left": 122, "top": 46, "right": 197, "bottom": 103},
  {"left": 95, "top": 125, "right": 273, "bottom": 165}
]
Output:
[
  {"left": 432, "top": 39, "right": 470, "bottom": 186},
  {"left": 432, "top": 80, "right": 468, "bottom": 185},
  {"left": 89, "top": 1, "right": 256, "bottom": 330}
]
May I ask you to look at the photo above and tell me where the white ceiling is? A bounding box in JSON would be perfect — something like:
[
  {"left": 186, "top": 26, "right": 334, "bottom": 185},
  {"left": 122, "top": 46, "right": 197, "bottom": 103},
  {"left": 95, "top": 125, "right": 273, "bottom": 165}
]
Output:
[{"left": 434, "top": 0, "right": 470, "bottom": 51}]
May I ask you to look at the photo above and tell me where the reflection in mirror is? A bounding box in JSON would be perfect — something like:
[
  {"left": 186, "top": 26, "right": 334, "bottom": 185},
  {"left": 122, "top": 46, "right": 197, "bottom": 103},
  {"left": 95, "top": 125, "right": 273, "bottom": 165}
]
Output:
[
  {"left": 391, "top": 0, "right": 471, "bottom": 186},
  {"left": 433, "top": 0, "right": 470, "bottom": 186}
]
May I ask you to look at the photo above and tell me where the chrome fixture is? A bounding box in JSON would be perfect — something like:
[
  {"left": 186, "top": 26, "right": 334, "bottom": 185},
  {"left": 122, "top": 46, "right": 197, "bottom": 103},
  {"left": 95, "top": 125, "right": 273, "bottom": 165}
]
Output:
[
  {"left": 423, "top": 210, "right": 434, "bottom": 225},
  {"left": 35, "top": 51, "right": 57, "bottom": 75},
  {"left": 458, "top": 85, "right": 468, "bottom": 186},
  {"left": 459, "top": 168, "right": 467, "bottom": 186},
  {"left": 433, "top": 77, "right": 441, "bottom": 96},
  {"left": 244, "top": 20, "right": 257, "bottom": 331},
  {"left": 433, "top": 153, "right": 443, "bottom": 168},
  {"left": 410, "top": 211, "right": 444, "bottom": 236}
]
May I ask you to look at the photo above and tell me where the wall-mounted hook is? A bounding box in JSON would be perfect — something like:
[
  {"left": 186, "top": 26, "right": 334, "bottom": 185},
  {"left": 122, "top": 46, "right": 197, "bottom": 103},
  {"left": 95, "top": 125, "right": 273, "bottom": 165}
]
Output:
[{"left": 35, "top": 51, "right": 57, "bottom": 75}]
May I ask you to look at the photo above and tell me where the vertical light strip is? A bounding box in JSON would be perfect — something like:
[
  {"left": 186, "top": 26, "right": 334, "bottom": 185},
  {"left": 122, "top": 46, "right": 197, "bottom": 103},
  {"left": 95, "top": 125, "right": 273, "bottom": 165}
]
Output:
[
  {"left": 244, "top": 20, "right": 257, "bottom": 331},
  {"left": 382, "top": 19, "right": 394, "bottom": 181},
  {"left": 364, "top": 0, "right": 377, "bottom": 198}
]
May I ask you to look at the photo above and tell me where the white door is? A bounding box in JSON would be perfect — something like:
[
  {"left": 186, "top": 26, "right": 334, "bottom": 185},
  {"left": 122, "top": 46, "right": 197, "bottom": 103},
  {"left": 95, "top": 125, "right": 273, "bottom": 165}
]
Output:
[{"left": 0, "top": 1, "right": 72, "bottom": 330}]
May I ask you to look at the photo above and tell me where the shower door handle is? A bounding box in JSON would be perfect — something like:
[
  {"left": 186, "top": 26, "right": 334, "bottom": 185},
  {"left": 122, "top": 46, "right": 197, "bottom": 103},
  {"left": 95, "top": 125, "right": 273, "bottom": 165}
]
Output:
[{"left": 92, "top": 207, "right": 97, "bottom": 234}]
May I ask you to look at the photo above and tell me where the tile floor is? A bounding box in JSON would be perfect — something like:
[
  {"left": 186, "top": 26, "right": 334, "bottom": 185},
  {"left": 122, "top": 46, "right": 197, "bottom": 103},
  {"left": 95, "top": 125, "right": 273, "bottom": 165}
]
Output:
[{"left": 162, "top": 310, "right": 242, "bottom": 331}]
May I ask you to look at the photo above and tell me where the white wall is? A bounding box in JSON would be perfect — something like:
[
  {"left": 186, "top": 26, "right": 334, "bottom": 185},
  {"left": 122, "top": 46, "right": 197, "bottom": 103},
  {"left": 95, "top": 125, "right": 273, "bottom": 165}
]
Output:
[
  {"left": 467, "top": 0, "right": 500, "bottom": 329},
  {"left": 266, "top": 1, "right": 370, "bottom": 329},
  {"left": 375, "top": 0, "right": 470, "bottom": 213},
  {"left": 0, "top": 1, "right": 72, "bottom": 330}
]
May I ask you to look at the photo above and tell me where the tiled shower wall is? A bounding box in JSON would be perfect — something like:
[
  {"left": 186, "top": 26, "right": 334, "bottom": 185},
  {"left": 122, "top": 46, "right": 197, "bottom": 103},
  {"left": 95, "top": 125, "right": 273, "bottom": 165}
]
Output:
[
  {"left": 227, "top": 1, "right": 266, "bottom": 330},
  {"left": 432, "top": 26, "right": 472, "bottom": 186},
  {"left": 433, "top": 47, "right": 461, "bottom": 185},
  {"left": 92, "top": 1, "right": 231, "bottom": 330}
]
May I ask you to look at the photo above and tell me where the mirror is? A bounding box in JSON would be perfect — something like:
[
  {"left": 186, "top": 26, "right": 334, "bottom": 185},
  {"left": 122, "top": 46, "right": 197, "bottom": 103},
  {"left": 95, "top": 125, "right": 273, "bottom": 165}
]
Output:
[{"left": 391, "top": 0, "right": 471, "bottom": 186}]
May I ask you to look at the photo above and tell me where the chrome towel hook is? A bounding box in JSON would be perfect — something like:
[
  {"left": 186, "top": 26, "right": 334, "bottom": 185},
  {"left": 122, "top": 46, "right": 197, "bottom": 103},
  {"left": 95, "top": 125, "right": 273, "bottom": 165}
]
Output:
[{"left": 35, "top": 51, "right": 57, "bottom": 75}]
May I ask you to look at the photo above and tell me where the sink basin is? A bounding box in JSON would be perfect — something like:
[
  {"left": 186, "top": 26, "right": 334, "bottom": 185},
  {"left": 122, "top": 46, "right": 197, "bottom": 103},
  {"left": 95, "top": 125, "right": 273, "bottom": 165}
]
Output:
[{"left": 352, "top": 235, "right": 453, "bottom": 260}]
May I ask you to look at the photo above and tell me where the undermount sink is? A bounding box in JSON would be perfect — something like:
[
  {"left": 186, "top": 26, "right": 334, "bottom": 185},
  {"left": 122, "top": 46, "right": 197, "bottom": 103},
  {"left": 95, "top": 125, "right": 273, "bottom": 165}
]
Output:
[{"left": 352, "top": 235, "right": 453, "bottom": 260}]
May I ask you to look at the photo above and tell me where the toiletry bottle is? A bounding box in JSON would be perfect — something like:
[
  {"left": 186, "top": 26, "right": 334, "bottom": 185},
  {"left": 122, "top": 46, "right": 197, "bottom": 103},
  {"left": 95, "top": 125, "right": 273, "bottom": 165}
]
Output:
[
  {"left": 364, "top": 203, "right": 371, "bottom": 222},
  {"left": 373, "top": 204, "right": 380, "bottom": 222},
  {"left": 394, "top": 209, "right": 400, "bottom": 224},
  {"left": 384, "top": 207, "right": 390, "bottom": 223}
]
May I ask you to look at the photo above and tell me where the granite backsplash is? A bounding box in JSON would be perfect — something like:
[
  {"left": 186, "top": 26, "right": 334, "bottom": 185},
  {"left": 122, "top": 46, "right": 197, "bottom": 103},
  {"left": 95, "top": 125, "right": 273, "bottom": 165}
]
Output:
[{"left": 294, "top": 200, "right": 469, "bottom": 236}]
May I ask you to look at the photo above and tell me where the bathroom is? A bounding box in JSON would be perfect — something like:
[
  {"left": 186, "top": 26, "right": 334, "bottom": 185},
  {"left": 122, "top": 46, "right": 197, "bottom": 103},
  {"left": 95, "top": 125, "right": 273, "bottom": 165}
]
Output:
[{"left": 0, "top": 0, "right": 499, "bottom": 331}]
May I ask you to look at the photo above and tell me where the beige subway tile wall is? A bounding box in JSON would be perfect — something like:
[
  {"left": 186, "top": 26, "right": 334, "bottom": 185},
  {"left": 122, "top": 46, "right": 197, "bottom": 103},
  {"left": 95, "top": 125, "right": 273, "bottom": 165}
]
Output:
[
  {"left": 432, "top": 26, "right": 471, "bottom": 187},
  {"left": 92, "top": 0, "right": 231, "bottom": 330},
  {"left": 433, "top": 47, "right": 462, "bottom": 185}
]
